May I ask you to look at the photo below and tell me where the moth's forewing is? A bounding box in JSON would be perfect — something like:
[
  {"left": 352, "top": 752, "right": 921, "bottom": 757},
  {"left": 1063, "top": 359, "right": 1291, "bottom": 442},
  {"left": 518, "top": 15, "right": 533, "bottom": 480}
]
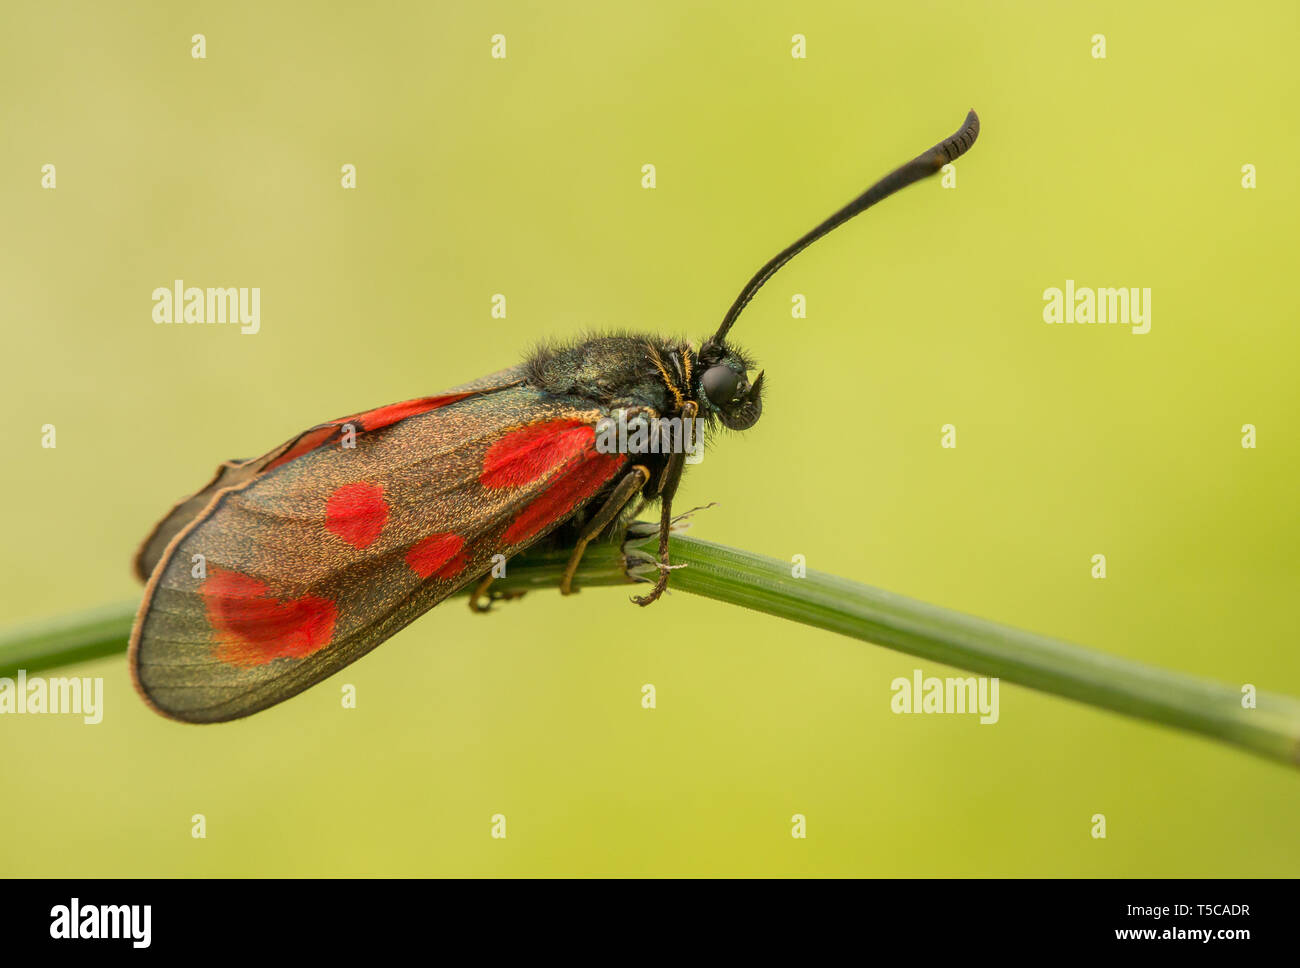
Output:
[
  {"left": 133, "top": 366, "right": 529, "bottom": 581},
  {"left": 130, "top": 379, "right": 629, "bottom": 723}
]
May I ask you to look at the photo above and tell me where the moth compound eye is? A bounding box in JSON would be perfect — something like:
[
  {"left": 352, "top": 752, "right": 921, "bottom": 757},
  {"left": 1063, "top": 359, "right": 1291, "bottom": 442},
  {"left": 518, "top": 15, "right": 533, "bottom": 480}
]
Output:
[{"left": 701, "top": 365, "right": 741, "bottom": 408}]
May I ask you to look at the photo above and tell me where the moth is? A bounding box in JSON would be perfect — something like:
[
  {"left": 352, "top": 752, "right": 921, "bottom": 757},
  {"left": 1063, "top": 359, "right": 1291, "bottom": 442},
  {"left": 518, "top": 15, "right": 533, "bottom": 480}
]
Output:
[{"left": 130, "top": 110, "right": 980, "bottom": 722}]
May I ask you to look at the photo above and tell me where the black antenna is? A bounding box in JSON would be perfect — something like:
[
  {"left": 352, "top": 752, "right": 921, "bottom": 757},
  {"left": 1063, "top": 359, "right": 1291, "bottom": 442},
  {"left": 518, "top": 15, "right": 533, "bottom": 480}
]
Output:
[{"left": 711, "top": 109, "right": 980, "bottom": 345}]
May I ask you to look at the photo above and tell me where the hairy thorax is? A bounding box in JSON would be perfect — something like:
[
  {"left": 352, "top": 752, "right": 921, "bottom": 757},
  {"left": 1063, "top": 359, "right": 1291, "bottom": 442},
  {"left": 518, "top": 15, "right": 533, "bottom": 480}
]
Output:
[{"left": 524, "top": 334, "right": 695, "bottom": 416}]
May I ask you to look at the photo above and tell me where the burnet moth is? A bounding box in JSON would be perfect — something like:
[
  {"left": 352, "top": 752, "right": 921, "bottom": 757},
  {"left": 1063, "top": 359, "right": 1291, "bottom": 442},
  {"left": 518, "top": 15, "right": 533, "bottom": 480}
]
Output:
[{"left": 130, "top": 110, "right": 980, "bottom": 722}]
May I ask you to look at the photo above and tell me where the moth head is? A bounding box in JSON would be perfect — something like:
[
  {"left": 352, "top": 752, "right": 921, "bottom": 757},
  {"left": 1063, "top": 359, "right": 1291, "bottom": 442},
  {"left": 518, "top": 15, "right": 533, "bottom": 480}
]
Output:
[{"left": 695, "top": 340, "right": 763, "bottom": 431}]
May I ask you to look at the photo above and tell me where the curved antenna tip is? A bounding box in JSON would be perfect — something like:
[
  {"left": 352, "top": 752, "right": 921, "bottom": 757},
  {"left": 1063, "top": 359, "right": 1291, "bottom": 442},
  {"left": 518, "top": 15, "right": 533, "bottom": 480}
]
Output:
[{"left": 710, "top": 107, "right": 983, "bottom": 345}]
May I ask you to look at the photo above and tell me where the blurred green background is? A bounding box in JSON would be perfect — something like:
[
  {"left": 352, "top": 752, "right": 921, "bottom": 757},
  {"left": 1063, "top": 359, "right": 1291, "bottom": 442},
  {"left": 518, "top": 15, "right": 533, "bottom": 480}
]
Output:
[{"left": 2, "top": 0, "right": 1297, "bottom": 876}]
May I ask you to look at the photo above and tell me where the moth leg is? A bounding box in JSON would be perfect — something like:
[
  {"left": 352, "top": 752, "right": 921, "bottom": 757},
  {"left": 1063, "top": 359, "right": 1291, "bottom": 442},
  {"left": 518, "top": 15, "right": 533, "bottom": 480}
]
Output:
[
  {"left": 468, "top": 574, "right": 496, "bottom": 613},
  {"left": 561, "top": 464, "right": 651, "bottom": 596},
  {"left": 631, "top": 498, "right": 677, "bottom": 606},
  {"left": 468, "top": 573, "right": 527, "bottom": 614},
  {"left": 633, "top": 401, "right": 697, "bottom": 607}
]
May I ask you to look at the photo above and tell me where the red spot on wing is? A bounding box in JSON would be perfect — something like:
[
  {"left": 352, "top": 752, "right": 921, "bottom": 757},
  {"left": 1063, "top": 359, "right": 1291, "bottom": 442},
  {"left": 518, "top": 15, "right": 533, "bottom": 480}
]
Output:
[
  {"left": 503, "top": 452, "right": 624, "bottom": 545},
  {"left": 266, "top": 426, "right": 336, "bottom": 473},
  {"left": 325, "top": 482, "right": 389, "bottom": 549},
  {"left": 342, "top": 393, "right": 472, "bottom": 431},
  {"left": 265, "top": 393, "right": 472, "bottom": 473},
  {"left": 405, "top": 532, "right": 467, "bottom": 580},
  {"left": 481, "top": 420, "right": 598, "bottom": 489},
  {"left": 201, "top": 567, "right": 337, "bottom": 667}
]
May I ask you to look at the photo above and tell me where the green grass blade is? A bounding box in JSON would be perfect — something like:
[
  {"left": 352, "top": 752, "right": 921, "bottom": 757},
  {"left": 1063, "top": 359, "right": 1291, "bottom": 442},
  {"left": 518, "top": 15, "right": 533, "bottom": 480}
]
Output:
[{"left": 2, "top": 532, "right": 1296, "bottom": 768}]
